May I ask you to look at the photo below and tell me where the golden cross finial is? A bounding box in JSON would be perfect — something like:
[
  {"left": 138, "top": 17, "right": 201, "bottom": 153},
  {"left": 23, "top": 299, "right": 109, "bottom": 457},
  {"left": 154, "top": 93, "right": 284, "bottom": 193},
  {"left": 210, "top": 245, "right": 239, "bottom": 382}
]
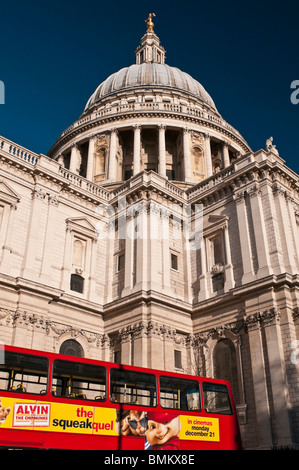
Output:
[{"left": 145, "top": 13, "right": 156, "bottom": 33}]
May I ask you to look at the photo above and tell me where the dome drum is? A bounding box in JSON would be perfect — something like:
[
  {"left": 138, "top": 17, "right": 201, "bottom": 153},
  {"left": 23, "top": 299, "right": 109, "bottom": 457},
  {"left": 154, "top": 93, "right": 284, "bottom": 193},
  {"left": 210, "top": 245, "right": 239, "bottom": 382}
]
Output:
[{"left": 55, "top": 123, "right": 243, "bottom": 187}]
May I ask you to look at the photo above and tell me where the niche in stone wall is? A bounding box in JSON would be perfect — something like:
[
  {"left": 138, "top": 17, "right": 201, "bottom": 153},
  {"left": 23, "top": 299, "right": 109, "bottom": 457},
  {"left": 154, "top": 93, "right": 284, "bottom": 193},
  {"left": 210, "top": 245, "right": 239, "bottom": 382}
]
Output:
[
  {"left": 191, "top": 132, "right": 205, "bottom": 182},
  {"left": 94, "top": 135, "right": 109, "bottom": 183},
  {"left": 213, "top": 338, "right": 240, "bottom": 403}
]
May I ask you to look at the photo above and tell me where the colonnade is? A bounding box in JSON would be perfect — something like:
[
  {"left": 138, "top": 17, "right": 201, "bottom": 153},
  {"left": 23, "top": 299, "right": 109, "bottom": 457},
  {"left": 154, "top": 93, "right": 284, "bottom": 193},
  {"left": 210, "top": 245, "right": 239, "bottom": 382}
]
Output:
[{"left": 62, "top": 124, "right": 239, "bottom": 183}]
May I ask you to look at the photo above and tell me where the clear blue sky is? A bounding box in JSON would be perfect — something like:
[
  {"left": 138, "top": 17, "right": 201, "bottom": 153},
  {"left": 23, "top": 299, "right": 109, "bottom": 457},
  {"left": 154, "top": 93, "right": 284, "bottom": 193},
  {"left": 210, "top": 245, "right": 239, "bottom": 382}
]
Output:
[{"left": 1, "top": 0, "right": 298, "bottom": 173}]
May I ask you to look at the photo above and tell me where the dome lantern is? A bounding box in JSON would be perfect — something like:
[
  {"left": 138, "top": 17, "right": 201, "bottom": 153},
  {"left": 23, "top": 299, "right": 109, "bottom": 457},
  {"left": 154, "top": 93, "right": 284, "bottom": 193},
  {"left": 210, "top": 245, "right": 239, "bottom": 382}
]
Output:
[{"left": 135, "top": 13, "right": 166, "bottom": 65}]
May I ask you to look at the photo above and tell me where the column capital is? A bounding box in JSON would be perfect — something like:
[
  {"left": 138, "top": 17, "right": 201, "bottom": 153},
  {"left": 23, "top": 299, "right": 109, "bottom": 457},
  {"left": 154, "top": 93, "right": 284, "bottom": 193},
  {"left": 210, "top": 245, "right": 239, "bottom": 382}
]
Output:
[{"left": 158, "top": 123, "right": 167, "bottom": 131}]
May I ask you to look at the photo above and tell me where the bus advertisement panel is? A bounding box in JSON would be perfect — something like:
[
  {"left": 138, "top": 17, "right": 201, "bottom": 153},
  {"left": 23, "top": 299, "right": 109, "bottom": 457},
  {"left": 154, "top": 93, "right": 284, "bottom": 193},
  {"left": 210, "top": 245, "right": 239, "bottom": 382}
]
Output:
[{"left": 0, "top": 396, "right": 220, "bottom": 450}]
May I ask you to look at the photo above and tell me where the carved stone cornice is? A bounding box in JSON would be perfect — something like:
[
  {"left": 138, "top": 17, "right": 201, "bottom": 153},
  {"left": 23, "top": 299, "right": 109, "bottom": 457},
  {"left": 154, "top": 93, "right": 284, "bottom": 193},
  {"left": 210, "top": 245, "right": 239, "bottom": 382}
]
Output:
[
  {"left": 191, "top": 320, "right": 244, "bottom": 346},
  {"left": 260, "top": 308, "right": 281, "bottom": 326},
  {"left": 244, "top": 308, "right": 281, "bottom": 331},
  {"left": 244, "top": 313, "right": 260, "bottom": 332}
]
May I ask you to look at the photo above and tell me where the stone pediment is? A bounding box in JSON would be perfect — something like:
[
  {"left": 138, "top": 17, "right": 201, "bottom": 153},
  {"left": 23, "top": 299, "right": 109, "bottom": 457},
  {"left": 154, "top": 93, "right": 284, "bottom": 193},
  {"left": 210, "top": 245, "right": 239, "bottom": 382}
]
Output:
[
  {"left": 66, "top": 217, "right": 97, "bottom": 239},
  {"left": 203, "top": 214, "right": 228, "bottom": 235},
  {"left": 0, "top": 180, "right": 20, "bottom": 205}
]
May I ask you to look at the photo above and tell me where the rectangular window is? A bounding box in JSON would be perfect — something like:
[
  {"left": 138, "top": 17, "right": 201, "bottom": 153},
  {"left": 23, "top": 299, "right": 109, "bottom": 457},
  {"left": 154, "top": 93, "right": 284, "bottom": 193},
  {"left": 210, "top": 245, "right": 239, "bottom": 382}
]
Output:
[
  {"left": 202, "top": 382, "right": 233, "bottom": 415},
  {"left": 118, "top": 254, "right": 125, "bottom": 271},
  {"left": 70, "top": 273, "right": 84, "bottom": 293},
  {"left": 174, "top": 350, "right": 182, "bottom": 369},
  {"left": 114, "top": 350, "right": 121, "bottom": 364},
  {"left": 160, "top": 376, "right": 201, "bottom": 411},
  {"left": 0, "top": 351, "right": 49, "bottom": 395},
  {"left": 110, "top": 368, "right": 157, "bottom": 407},
  {"left": 166, "top": 169, "right": 175, "bottom": 180},
  {"left": 52, "top": 359, "right": 106, "bottom": 401},
  {"left": 171, "top": 253, "right": 178, "bottom": 270}
]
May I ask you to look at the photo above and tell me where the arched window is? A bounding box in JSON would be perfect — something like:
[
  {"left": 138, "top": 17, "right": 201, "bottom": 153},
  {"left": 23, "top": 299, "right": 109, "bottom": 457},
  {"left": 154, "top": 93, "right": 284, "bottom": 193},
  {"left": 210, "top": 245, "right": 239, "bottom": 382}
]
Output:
[
  {"left": 59, "top": 339, "right": 84, "bottom": 358},
  {"left": 213, "top": 339, "right": 240, "bottom": 403}
]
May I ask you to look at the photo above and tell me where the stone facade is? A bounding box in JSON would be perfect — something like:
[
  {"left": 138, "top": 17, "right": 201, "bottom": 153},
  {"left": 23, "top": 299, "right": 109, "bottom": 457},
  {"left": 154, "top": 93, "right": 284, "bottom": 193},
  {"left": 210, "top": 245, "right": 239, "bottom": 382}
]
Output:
[{"left": 0, "top": 21, "right": 298, "bottom": 449}]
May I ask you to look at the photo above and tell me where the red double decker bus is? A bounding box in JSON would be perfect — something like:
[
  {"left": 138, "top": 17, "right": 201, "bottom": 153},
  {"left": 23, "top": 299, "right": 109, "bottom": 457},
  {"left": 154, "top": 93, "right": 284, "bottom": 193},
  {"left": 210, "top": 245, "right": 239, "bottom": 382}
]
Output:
[{"left": 0, "top": 344, "right": 242, "bottom": 450}]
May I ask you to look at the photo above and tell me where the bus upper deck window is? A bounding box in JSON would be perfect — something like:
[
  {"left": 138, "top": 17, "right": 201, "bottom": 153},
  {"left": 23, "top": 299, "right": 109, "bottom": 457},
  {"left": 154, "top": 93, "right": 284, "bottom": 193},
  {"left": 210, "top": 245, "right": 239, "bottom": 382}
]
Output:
[
  {"left": 159, "top": 376, "right": 201, "bottom": 411},
  {"left": 203, "top": 382, "right": 233, "bottom": 415},
  {"left": 52, "top": 359, "right": 106, "bottom": 402},
  {"left": 110, "top": 368, "right": 157, "bottom": 407},
  {"left": 0, "top": 351, "right": 49, "bottom": 395}
]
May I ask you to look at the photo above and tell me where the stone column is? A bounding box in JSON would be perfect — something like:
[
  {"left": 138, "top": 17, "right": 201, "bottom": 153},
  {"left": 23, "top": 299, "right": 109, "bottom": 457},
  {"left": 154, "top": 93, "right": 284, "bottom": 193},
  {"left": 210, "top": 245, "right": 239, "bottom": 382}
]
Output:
[
  {"left": 134, "top": 205, "right": 148, "bottom": 292},
  {"left": 133, "top": 125, "right": 141, "bottom": 176},
  {"left": 161, "top": 208, "right": 171, "bottom": 294},
  {"left": 0, "top": 204, "right": 17, "bottom": 274},
  {"left": 234, "top": 191, "right": 255, "bottom": 284},
  {"left": 69, "top": 144, "right": 81, "bottom": 174},
  {"left": 205, "top": 134, "right": 213, "bottom": 178},
  {"left": 21, "top": 187, "right": 47, "bottom": 280},
  {"left": 260, "top": 309, "right": 293, "bottom": 448},
  {"left": 39, "top": 194, "right": 59, "bottom": 283},
  {"left": 273, "top": 185, "right": 297, "bottom": 275},
  {"left": 248, "top": 184, "right": 272, "bottom": 279},
  {"left": 183, "top": 128, "right": 192, "bottom": 182},
  {"left": 198, "top": 236, "right": 208, "bottom": 300},
  {"left": 223, "top": 224, "right": 234, "bottom": 291},
  {"left": 245, "top": 313, "right": 273, "bottom": 449},
  {"left": 222, "top": 141, "right": 230, "bottom": 167},
  {"left": 119, "top": 328, "right": 132, "bottom": 366},
  {"left": 60, "top": 225, "right": 73, "bottom": 291},
  {"left": 87, "top": 237, "right": 98, "bottom": 302},
  {"left": 131, "top": 322, "right": 147, "bottom": 368},
  {"left": 158, "top": 124, "right": 166, "bottom": 178},
  {"left": 108, "top": 129, "right": 118, "bottom": 181},
  {"left": 123, "top": 212, "right": 135, "bottom": 295},
  {"left": 286, "top": 196, "right": 299, "bottom": 269},
  {"left": 86, "top": 135, "right": 97, "bottom": 181}
]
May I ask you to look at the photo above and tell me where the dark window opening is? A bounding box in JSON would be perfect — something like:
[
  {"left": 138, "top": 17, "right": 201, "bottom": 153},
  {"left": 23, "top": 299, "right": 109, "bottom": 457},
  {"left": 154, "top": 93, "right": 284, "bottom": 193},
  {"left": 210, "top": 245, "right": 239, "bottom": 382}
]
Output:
[
  {"left": 70, "top": 273, "right": 84, "bottom": 293},
  {"left": 125, "top": 169, "right": 133, "bottom": 180},
  {"left": 174, "top": 350, "right": 182, "bottom": 369},
  {"left": 212, "top": 273, "right": 224, "bottom": 292},
  {"left": 118, "top": 254, "right": 125, "bottom": 271},
  {"left": 114, "top": 350, "right": 121, "bottom": 364},
  {"left": 171, "top": 253, "right": 178, "bottom": 270},
  {"left": 166, "top": 169, "right": 175, "bottom": 180}
]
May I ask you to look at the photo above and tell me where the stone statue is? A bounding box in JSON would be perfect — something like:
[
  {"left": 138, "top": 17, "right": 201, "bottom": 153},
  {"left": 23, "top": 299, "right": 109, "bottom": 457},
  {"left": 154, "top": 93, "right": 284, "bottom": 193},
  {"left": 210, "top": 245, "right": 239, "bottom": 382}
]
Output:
[
  {"left": 146, "top": 13, "right": 156, "bottom": 33},
  {"left": 266, "top": 136, "right": 279, "bottom": 156}
]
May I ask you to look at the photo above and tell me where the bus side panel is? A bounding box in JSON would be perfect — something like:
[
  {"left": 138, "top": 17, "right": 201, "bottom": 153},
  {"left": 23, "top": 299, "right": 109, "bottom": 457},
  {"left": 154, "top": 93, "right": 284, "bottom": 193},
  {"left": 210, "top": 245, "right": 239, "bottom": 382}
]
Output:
[{"left": 0, "top": 429, "right": 145, "bottom": 450}]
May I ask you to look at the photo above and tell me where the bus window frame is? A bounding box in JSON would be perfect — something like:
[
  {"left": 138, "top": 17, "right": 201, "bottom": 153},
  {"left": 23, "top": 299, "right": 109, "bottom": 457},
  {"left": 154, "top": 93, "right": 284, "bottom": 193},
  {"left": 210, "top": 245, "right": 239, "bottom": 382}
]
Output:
[
  {"left": 202, "top": 381, "right": 233, "bottom": 415},
  {"left": 51, "top": 358, "right": 107, "bottom": 403},
  {"left": 159, "top": 375, "right": 202, "bottom": 412},
  {"left": 0, "top": 350, "right": 50, "bottom": 396},
  {"left": 109, "top": 367, "right": 158, "bottom": 408}
]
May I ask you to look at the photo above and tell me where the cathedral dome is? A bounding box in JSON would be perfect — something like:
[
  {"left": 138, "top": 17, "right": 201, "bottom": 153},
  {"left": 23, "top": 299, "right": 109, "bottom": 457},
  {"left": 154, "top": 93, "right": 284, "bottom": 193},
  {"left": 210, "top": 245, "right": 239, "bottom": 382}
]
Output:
[{"left": 84, "top": 63, "right": 217, "bottom": 112}]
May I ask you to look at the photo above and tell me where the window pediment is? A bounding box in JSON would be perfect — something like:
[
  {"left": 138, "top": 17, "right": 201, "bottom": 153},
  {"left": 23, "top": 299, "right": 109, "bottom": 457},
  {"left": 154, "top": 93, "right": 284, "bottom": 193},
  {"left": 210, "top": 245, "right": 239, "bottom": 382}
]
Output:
[
  {"left": 0, "top": 179, "right": 20, "bottom": 206},
  {"left": 66, "top": 217, "right": 97, "bottom": 240}
]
